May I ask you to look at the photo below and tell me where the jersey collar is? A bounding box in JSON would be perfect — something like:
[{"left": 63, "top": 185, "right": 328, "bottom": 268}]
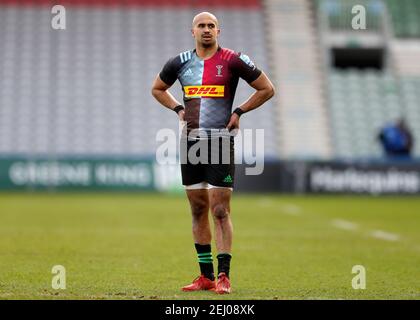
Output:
[{"left": 193, "top": 46, "right": 222, "bottom": 60}]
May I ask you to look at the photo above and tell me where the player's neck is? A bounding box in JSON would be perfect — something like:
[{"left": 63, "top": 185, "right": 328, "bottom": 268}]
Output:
[{"left": 195, "top": 43, "right": 219, "bottom": 60}]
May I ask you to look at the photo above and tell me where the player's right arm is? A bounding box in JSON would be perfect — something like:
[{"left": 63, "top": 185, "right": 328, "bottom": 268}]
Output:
[
  {"left": 151, "top": 76, "right": 184, "bottom": 120},
  {"left": 151, "top": 56, "right": 185, "bottom": 120}
]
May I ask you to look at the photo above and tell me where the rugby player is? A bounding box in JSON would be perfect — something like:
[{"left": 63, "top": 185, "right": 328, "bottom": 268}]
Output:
[{"left": 151, "top": 12, "right": 274, "bottom": 294}]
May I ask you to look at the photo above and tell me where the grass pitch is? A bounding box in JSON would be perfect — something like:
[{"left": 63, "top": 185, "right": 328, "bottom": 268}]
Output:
[{"left": 0, "top": 192, "right": 419, "bottom": 300}]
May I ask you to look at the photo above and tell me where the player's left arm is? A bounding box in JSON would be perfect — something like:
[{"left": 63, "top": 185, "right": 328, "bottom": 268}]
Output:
[{"left": 227, "top": 71, "right": 275, "bottom": 131}]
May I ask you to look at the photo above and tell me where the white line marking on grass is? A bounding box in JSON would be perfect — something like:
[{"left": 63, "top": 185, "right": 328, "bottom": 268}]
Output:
[
  {"left": 281, "top": 204, "right": 302, "bottom": 216},
  {"left": 331, "top": 219, "right": 358, "bottom": 231},
  {"left": 329, "top": 219, "right": 402, "bottom": 243},
  {"left": 369, "top": 230, "right": 400, "bottom": 242}
]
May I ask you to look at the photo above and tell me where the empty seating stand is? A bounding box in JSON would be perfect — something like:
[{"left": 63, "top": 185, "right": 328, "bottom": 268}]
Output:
[
  {"left": 386, "top": 0, "right": 420, "bottom": 38},
  {"left": 327, "top": 70, "right": 420, "bottom": 158},
  {"left": 0, "top": 0, "right": 279, "bottom": 158}
]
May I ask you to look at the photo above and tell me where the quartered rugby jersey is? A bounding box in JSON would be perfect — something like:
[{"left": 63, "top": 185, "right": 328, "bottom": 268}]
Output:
[{"left": 159, "top": 46, "right": 262, "bottom": 131}]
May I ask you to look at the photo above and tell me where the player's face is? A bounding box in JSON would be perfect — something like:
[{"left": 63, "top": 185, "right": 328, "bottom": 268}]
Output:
[{"left": 192, "top": 18, "right": 220, "bottom": 48}]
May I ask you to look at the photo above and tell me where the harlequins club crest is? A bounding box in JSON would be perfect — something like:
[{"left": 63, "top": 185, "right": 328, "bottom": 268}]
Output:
[{"left": 216, "top": 65, "right": 223, "bottom": 77}]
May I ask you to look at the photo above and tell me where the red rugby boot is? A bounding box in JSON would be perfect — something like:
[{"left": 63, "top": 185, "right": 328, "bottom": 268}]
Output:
[
  {"left": 182, "top": 275, "right": 216, "bottom": 292},
  {"left": 215, "top": 273, "right": 231, "bottom": 294}
]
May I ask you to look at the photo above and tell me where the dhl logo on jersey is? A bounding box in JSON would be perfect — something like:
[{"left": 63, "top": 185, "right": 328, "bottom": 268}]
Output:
[{"left": 184, "top": 85, "right": 225, "bottom": 98}]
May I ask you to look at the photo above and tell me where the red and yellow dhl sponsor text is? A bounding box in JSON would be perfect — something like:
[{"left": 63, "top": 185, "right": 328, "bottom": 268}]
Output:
[{"left": 184, "top": 85, "right": 225, "bottom": 98}]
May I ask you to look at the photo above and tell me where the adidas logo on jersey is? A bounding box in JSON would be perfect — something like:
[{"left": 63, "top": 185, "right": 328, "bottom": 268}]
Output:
[{"left": 183, "top": 68, "right": 193, "bottom": 77}]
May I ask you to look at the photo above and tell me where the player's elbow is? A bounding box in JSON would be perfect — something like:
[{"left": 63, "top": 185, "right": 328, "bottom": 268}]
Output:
[
  {"left": 151, "top": 87, "right": 161, "bottom": 99},
  {"left": 268, "top": 84, "right": 275, "bottom": 99},
  {"left": 264, "top": 84, "right": 275, "bottom": 100},
  {"left": 257, "top": 85, "right": 274, "bottom": 101}
]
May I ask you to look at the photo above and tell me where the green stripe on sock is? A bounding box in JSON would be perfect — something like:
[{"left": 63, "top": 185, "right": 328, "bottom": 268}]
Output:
[
  {"left": 198, "top": 251, "right": 213, "bottom": 264},
  {"left": 198, "top": 256, "right": 213, "bottom": 260},
  {"left": 197, "top": 252, "right": 212, "bottom": 257}
]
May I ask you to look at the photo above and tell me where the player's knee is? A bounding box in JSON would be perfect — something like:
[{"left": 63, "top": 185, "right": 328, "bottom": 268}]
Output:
[{"left": 212, "top": 204, "right": 229, "bottom": 221}]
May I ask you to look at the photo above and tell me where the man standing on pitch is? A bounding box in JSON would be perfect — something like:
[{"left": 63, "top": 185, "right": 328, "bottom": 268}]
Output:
[{"left": 151, "top": 12, "right": 274, "bottom": 294}]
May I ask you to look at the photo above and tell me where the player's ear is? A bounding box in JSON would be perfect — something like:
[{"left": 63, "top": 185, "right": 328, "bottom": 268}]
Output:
[{"left": 191, "top": 29, "right": 195, "bottom": 38}]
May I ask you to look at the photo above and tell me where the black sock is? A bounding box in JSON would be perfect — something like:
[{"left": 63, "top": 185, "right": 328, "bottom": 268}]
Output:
[
  {"left": 217, "top": 253, "right": 232, "bottom": 278},
  {"left": 195, "top": 243, "right": 215, "bottom": 281}
]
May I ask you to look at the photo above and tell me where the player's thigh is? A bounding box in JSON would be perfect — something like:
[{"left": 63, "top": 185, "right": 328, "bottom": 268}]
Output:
[
  {"left": 208, "top": 188, "right": 232, "bottom": 216},
  {"left": 181, "top": 139, "right": 206, "bottom": 186},
  {"left": 186, "top": 189, "right": 210, "bottom": 215},
  {"left": 205, "top": 136, "right": 235, "bottom": 188}
]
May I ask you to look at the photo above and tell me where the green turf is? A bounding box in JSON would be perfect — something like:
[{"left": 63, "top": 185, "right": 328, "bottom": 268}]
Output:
[{"left": 0, "top": 193, "right": 419, "bottom": 300}]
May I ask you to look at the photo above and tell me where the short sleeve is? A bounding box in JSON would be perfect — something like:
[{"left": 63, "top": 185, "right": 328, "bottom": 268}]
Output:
[
  {"left": 159, "top": 57, "right": 180, "bottom": 86},
  {"left": 231, "top": 52, "right": 262, "bottom": 83}
]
